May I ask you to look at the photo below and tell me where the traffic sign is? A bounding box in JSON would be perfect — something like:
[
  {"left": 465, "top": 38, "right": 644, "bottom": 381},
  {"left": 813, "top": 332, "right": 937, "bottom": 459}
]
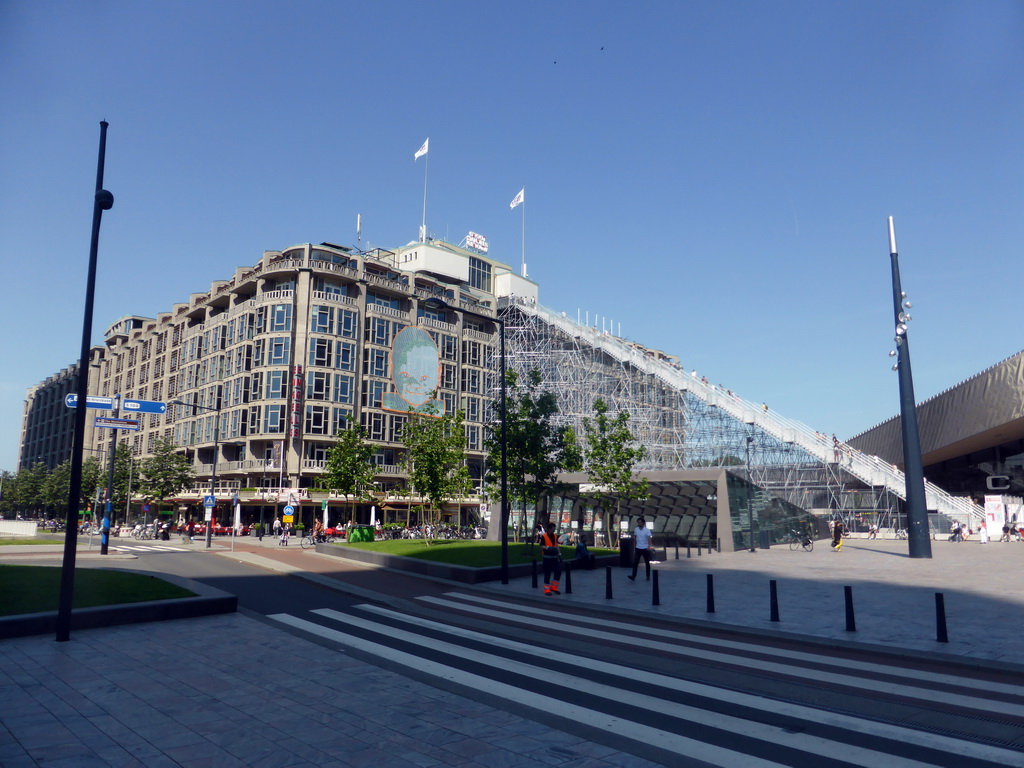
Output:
[
  {"left": 283, "top": 504, "right": 295, "bottom": 515},
  {"left": 122, "top": 398, "right": 167, "bottom": 415},
  {"left": 94, "top": 417, "right": 140, "bottom": 431},
  {"left": 65, "top": 394, "right": 114, "bottom": 410},
  {"left": 203, "top": 495, "right": 216, "bottom": 509}
]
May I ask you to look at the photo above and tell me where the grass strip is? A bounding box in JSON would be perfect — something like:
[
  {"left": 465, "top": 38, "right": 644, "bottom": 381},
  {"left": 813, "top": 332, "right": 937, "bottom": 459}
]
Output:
[{"left": 0, "top": 565, "right": 195, "bottom": 617}]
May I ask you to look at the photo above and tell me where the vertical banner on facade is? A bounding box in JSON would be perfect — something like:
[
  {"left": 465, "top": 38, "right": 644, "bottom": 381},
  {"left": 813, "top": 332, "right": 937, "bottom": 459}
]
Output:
[
  {"left": 271, "top": 440, "right": 284, "bottom": 471},
  {"left": 290, "top": 364, "right": 303, "bottom": 438}
]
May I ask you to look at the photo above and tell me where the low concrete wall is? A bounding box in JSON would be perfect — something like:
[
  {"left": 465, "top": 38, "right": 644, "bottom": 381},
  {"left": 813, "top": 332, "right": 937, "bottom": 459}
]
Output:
[{"left": 0, "top": 521, "right": 38, "bottom": 537}]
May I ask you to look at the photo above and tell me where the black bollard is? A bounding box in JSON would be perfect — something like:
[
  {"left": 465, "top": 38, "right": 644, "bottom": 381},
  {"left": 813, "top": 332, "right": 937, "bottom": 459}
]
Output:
[
  {"left": 844, "top": 585, "right": 856, "bottom": 632},
  {"left": 605, "top": 566, "right": 614, "bottom": 599},
  {"left": 687, "top": 544, "right": 691, "bottom": 559},
  {"left": 935, "top": 592, "right": 949, "bottom": 643},
  {"left": 706, "top": 573, "right": 715, "bottom": 613},
  {"left": 769, "top": 579, "right": 780, "bottom": 622},
  {"left": 652, "top": 570, "right": 660, "bottom": 606},
  {"left": 531, "top": 559, "right": 538, "bottom": 589},
  {"left": 675, "top": 544, "right": 679, "bottom": 560},
  {"left": 698, "top": 542, "right": 702, "bottom": 557},
  {"left": 565, "top": 562, "right": 573, "bottom": 595}
]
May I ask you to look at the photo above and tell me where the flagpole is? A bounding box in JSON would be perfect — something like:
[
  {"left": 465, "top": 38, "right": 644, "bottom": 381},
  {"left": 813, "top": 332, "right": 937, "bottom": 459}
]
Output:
[
  {"left": 421, "top": 151, "right": 429, "bottom": 242},
  {"left": 520, "top": 187, "right": 526, "bottom": 277}
]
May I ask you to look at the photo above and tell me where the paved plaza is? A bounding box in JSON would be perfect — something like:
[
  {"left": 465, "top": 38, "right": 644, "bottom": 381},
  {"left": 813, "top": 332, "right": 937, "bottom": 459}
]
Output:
[{"left": 1, "top": 535, "right": 1021, "bottom": 766}]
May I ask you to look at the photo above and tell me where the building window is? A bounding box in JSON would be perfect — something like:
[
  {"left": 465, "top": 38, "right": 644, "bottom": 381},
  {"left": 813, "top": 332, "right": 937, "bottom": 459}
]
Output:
[
  {"left": 268, "top": 337, "right": 290, "bottom": 365},
  {"left": 334, "top": 374, "right": 354, "bottom": 404},
  {"left": 305, "top": 405, "right": 330, "bottom": 435},
  {"left": 468, "top": 257, "right": 492, "bottom": 293},
  {"left": 363, "top": 348, "right": 389, "bottom": 378},
  {"left": 263, "top": 405, "right": 284, "bottom": 433},
  {"left": 338, "top": 310, "right": 357, "bottom": 339},
  {"left": 266, "top": 370, "right": 287, "bottom": 398},
  {"left": 361, "top": 380, "right": 386, "bottom": 408},
  {"left": 269, "top": 304, "right": 292, "bottom": 332},
  {"left": 367, "top": 290, "right": 399, "bottom": 310},
  {"left": 310, "top": 305, "right": 334, "bottom": 334},
  {"left": 309, "top": 338, "right": 332, "bottom": 367},
  {"left": 307, "top": 371, "right": 330, "bottom": 401}
]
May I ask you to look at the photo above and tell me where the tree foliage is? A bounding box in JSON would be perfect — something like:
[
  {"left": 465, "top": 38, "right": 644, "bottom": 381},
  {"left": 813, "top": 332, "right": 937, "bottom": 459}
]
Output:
[
  {"left": 138, "top": 438, "right": 195, "bottom": 513},
  {"left": 485, "top": 368, "right": 581, "bottom": 539},
  {"left": 320, "top": 424, "right": 377, "bottom": 524},
  {"left": 581, "top": 398, "right": 649, "bottom": 545},
  {"left": 403, "top": 403, "right": 473, "bottom": 542}
]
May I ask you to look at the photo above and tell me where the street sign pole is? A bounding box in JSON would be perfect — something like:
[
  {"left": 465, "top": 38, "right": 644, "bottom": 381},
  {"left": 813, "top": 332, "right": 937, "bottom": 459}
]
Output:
[{"left": 100, "top": 396, "right": 120, "bottom": 556}]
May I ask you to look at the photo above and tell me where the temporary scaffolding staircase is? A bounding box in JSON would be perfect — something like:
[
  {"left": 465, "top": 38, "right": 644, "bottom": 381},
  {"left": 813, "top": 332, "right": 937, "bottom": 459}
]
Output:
[{"left": 505, "top": 297, "right": 984, "bottom": 526}]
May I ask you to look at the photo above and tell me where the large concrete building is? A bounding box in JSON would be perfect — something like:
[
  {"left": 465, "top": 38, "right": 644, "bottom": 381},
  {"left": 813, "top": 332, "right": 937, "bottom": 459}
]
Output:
[{"left": 21, "top": 238, "right": 539, "bottom": 526}]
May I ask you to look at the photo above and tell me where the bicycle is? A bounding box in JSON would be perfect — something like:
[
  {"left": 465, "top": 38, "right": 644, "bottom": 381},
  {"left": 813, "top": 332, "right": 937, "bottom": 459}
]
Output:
[
  {"left": 300, "top": 533, "right": 325, "bottom": 549},
  {"left": 787, "top": 531, "right": 813, "bottom": 552},
  {"left": 894, "top": 528, "right": 908, "bottom": 540}
]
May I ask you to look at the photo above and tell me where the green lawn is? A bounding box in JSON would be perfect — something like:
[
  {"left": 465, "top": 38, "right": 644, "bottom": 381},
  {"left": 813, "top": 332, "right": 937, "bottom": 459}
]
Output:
[
  {"left": 336, "top": 538, "right": 615, "bottom": 568},
  {"left": 0, "top": 565, "right": 196, "bottom": 617}
]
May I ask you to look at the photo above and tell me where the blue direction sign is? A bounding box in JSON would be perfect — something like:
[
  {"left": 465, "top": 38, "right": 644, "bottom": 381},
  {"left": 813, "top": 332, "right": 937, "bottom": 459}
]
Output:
[
  {"left": 122, "top": 398, "right": 167, "bottom": 415},
  {"left": 95, "top": 417, "right": 140, "bottom": 431},
  {"left": 283, "top": 505, "right": 295, "bottom": 515},
  {"left": 65, "top": 394, "right": 114, "bottom": 410}
]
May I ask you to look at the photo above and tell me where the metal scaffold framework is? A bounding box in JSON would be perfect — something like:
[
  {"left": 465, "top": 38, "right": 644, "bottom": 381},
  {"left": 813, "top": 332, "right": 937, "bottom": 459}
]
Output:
[{"left": 500, "top": 297, "right": 983, "bottom": 529}]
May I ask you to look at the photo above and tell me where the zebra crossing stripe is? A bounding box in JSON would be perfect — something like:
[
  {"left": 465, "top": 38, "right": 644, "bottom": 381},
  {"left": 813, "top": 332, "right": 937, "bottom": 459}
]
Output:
[
  {"left": 424, "top": 593, "right": 1024, "bottom": 717},
  {"left": 270, "top": 611, "right": 789, "bottom": 768},
  {"left": 352, "top": 604, "right": 1022, "bottom": 767}
]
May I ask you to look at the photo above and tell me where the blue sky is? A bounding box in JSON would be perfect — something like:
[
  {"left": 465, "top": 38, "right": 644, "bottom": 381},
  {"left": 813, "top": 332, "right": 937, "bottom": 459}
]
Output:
[{"left": 2, "top": 1, "right": 1022, "bottom": 473}]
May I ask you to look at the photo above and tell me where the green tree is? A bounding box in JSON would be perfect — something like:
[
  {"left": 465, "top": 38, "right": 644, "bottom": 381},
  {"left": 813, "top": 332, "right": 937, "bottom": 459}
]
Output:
[
  {"left": 9, "top": 462, "right": 49, "bottom": 517},
  {"left": 485, "top": 368, "right": 582, "bottom": 542},
  {"left": 0, "top": 470, "right": 13, "bottom": 517},
  {"left": 138, "top": 438, "right": 195, "bottom": 518},
  {"left": 320, "top": 424, "right": 377, "bottom": 525},
  {"left": 581, "top": 398, "right": 649, "bottom": 546},
  {"left": 403, "top": 404, "right": 473, "bottom": 543},
  {"left": 41, "top": 461, "right": 71, "bottom": 514}
]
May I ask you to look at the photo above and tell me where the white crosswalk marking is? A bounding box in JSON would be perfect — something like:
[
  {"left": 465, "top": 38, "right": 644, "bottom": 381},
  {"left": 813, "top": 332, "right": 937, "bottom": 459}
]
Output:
[
  {"left": 113, "top": 545, "right": 192, "bottom": 553},
  {"left": 270, "top": 611, "right": 788, "bottom": 768},
  {"left": 269, "top": 605, "right": 1024, "bottom": 767},
  {"left": 424, "top": 592, "right": 1024, "bottom": 715}
]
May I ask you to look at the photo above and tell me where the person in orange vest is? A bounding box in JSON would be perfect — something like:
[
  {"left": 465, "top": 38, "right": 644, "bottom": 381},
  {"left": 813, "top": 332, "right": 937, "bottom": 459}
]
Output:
[{"left": 539, "top": 522, "right": 562, "bottom": 595}]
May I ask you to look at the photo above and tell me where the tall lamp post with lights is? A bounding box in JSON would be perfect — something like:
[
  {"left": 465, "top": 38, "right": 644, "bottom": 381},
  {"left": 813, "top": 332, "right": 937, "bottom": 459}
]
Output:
[
  {"left": 170, "top": 388, "right": 222, "bottom": 549},
  {"left": 423, "top": 297, "right": 509, "bottom": 584},
  {"left": 744, "top": 435, "right": 757, "bottom": 552},
  {"left": 886, "top": 217, "right": 932, "bottom": 559}
]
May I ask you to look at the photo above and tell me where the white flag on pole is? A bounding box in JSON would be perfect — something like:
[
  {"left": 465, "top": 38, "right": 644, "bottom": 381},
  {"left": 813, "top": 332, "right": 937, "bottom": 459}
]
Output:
[
  {"left": 414, "top": 138, "right": 429, "bottom": 160},
  {"left": 510, "top": 188, "right": 524, "bottom": 209}
]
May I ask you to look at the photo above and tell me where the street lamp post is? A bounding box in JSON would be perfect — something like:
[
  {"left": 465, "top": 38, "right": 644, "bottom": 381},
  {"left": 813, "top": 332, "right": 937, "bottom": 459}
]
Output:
[
  {"left": 170, "top": 387, "right": 221, "bottom": 549},
  {"left": 887, "top": 217, "right": 932, "bottom": 559},
  {"left": 423, "top": 298, "right": 509, "bottom": 584},
  {"left": 745, "top": 435, "right": 757, "bottom": 552}
]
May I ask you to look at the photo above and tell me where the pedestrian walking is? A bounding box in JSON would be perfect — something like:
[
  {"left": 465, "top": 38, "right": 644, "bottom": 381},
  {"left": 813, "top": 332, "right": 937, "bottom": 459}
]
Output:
[
  {"left": 539, "top": 522, "right": 562, "bottom": 595},
  {"left": 831, "top": 519, "right": 844, "bottom": 552},
  {"left": 281, "top": 522, "right": 290, "bottom": 546},
  {"left": 628, "top": 516, "right": 655, "bottom": 581},
  {"left": 979, "top": 522, "right": 989, "bottom": 544},
  {"left": 273, "top": 517, "right": 282, "bottom": 540}
]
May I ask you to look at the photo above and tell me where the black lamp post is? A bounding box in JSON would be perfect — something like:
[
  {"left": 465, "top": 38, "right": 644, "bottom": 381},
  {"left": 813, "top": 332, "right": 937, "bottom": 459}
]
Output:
[
  {"left": 423, "top": 297, "right": 509, "bottom": 584},
  {"left": 171, "top": 387, "right": 221, "bottom": 549},
  {"left": 745, "top": 435, "right": 757, "bottom": 552},
  {"left": 57, "top": 121, "right": 113, "bottom": 642},
  {"left": 887, "top": 217, "right": 932, "bottom": 558}
]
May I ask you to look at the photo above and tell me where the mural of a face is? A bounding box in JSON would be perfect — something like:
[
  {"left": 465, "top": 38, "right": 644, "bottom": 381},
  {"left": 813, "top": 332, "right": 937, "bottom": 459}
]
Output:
[{"left": 391, "top": 327, "right": 439, "bottom": 407}]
